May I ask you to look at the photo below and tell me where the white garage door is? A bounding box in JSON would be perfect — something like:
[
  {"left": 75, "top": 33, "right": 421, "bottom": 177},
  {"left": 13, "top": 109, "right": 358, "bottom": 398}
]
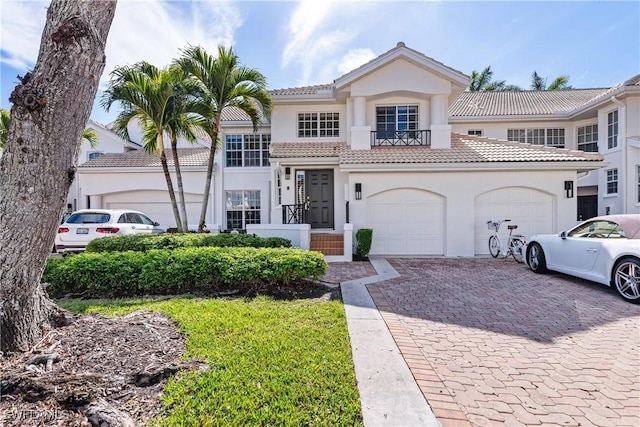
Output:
[
  {"left": 367, "top": 188, "right": 444, "bottom": 255},
  {"left": 103, "top": 190, "right": 204, "bottom": 230},
  {"left": 474, "top": 187, "right": 553, "bottom": 255}
]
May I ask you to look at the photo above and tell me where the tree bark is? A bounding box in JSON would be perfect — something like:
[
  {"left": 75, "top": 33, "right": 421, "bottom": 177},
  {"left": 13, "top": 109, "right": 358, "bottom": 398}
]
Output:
[{"left": 0, "top": 0, "right": 117, "bottom": 353}]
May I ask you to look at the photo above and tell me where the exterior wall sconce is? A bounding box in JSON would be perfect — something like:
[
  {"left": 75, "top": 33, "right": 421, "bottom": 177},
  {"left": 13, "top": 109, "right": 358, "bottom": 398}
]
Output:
[
  {"left": 285, "top": 167, "right": 291, "bottom": 180},
  {"left": 564, "top": 180, "right": 574, "bottom": 198},
  {"left": 355, "top": 183, "right": 362, "bottom": 200}
]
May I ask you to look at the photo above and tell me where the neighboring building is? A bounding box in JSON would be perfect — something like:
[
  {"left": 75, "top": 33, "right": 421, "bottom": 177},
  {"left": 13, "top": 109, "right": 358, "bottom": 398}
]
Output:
[{"left": 76, "top": 42, "right": 639, "bottom": 258}]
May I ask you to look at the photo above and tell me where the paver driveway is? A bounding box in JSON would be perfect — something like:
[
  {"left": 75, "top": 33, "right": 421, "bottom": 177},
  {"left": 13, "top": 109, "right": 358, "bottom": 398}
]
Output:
[{"left": 366, "top": 258, "right": 640, "bottom": 427}]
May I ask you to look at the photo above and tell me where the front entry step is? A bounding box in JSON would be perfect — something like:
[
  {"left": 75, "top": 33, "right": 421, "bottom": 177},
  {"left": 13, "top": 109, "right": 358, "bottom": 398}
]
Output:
[{"left": 310, "top": 234, "right": 344, "bottom": 256}]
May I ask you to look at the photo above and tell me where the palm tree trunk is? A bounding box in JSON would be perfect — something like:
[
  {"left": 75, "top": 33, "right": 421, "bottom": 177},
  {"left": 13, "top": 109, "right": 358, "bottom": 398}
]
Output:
[
  {"left": 0, "top": 0, "right": 116, "bottom": 353},
  {"left": 171, "top": 136, "right": 189, "bottom": 232},
  {"left": 157, "top": 135, "right": 183, "bottom": 232},
  {"left": 198, "top": 122, "right": 220, "bottom": 232}
]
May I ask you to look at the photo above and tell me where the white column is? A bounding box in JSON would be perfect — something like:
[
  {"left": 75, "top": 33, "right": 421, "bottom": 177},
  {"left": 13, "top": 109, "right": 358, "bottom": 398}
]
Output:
[
  {"left": 430, "top": 94, "right": 451, "bottom": 149},
  {"left": 430, "top": 95, "right": 446, "bottom": 125},
  {"left": 351, "top": 96, "right": 371, "bottom": 150},
  {"left": 353, "top": 97, "right": 366, "bottom": 126}
]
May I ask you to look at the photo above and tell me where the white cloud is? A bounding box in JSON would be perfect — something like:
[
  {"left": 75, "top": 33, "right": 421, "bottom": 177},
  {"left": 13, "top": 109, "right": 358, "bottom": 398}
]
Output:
[
  {"left": 337, "top": 48, "right": 376, "bottom": 75},
  {"left": 0, "top": 0, "right": 243, "bottom": 86},
  {"left": 0, "top": 1, "right": 49, "bottom": 70},
  {"left": 103, "top": 0, "right": 242, "bottom": 85}
]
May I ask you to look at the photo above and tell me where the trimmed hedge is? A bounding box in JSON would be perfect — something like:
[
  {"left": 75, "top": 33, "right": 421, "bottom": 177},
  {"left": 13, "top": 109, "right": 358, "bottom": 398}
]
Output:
[
  {"left": 354, "top": 228, "right": 373, "bottom": 261},
  {"left": 86, "top": 233, "right": 292, "bottom": 253},
  {"left": 43, "top": 247, "right": 327, "bottom": 298}
]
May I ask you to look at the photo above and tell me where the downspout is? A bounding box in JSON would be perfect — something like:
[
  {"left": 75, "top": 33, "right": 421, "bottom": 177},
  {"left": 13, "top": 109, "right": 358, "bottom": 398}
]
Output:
[{"left": 611, "top": 95, "right": 626, "bottom": 213}]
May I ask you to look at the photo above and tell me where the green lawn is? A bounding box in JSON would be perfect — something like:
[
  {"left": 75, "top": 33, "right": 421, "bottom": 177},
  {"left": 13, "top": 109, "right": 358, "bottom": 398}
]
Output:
[{"left": 59, "top": 296, "right": 363, "bottom": 426}]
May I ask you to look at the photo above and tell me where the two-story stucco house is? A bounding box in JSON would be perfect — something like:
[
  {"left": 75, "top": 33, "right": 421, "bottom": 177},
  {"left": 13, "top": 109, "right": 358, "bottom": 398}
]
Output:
[{"left": 76, "top": 42, "right": 639, "bottom": 260}]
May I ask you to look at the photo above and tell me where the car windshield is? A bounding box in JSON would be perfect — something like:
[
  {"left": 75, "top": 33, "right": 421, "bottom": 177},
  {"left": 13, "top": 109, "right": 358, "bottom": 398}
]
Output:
[
  {"left": 66, "top": 213, "right": 111, "bottom": 224},
  {"left": 568, "top": 220, "right": 627, "bottom": 238}
]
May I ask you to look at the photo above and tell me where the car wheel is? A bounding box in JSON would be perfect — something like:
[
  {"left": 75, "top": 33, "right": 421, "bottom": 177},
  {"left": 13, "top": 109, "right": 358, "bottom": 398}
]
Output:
[
  {"left": 527, "top": 242, "right": 547, "bottom": 273},
  {"left": 612, "top": 257, "right": 640, "bottom": 304},
  {"left": 488, "top": 235, "right": 500, "bottom": 258}
]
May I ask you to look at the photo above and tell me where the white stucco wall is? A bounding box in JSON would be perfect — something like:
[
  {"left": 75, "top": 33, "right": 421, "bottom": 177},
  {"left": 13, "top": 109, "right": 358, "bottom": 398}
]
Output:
[
  {"left": 345, "top": 169, "right": 578, "bottom": 257},
  {"left": 349, "top": 59, "right": 452, "bottom": 97}
]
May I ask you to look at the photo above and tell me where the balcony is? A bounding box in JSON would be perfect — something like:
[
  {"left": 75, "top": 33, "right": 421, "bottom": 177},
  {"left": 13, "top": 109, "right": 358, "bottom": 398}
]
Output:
[{"left": 371, "top": 130, "right": 431, "bottom": 147}]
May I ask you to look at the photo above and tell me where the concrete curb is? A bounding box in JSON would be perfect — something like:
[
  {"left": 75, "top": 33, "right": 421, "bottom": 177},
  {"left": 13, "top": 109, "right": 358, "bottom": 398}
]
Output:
[{"left": 341, "top": 256, "right": 440, "bottom": 427}]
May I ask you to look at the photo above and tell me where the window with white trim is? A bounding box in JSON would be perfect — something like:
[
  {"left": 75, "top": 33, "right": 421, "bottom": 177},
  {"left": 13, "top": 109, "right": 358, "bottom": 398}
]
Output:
[
  {"left": 88, "top": 152, "right": 103, "bottom": 161},
  {"left": 606, "top": 169, "right": 618, "bottom": 194},
  {"left": 577, "top": 124, "right": 598, "bottom": 152},
  {"left": 225, "top": 134, "right": 270, "bottom": 167},
  {"left": 297, "top": 112, "right": 339, "bottom": 138},
  {"left": 607, "top": 110, "right": 618, "bottom": 149},
  {"left": 507, "top": 128, "right": 565, "bottom": 148},
  {"left": 225, "top": 190, "right": 260, "bottom": 230},
  {"left": 376, "top": 105, "right": 418, "bottom": 139},
  {"left": 468, "top": 130, "right": 483, "bottom": 136}
]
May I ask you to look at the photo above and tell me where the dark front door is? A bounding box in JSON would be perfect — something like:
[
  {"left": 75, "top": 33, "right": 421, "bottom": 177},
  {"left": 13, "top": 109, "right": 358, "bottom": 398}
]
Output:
[
  {"left": 306, "top": 170, "right": 334, "bottom": 229},
  {"left": 577, "top": 195, "right": 598, "bottom": 221}
]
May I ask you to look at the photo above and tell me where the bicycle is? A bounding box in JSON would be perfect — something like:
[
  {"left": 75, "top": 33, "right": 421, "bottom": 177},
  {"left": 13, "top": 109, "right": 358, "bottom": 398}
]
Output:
[{"left": 487, "top": 219, "right": 526, "bottom": 263}]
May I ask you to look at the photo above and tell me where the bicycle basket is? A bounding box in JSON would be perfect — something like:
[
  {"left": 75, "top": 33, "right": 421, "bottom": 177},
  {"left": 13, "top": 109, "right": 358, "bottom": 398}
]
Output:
[{"left": 487, "top": 221, "right": 500, "bottom": 232}]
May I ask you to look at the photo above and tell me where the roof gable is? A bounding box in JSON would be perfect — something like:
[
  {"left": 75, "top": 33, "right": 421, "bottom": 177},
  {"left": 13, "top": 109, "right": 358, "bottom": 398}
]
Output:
[{"left": 334, "top": 42, "right": 469, "bottom": 92}]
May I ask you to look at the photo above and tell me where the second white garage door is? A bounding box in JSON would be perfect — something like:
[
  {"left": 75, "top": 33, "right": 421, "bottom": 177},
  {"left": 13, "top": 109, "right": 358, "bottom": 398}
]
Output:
[
  {"left": 367, "top": 188, "right": 444, "bottom": 256},
  {"left": 474, "top": 187, "right": 554, "bottom": 255}
]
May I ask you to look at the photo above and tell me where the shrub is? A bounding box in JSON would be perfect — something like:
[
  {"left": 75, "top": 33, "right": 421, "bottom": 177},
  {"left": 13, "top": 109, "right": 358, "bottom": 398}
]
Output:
[
  {"left": 43, "top": 247, "right": 326, "bottom": 298},
  {"left": 86, "top": 233, "right": 292, "bottom": 253},
  {"left": 354, "top": 228, "right": 373, "bottom": 261}
]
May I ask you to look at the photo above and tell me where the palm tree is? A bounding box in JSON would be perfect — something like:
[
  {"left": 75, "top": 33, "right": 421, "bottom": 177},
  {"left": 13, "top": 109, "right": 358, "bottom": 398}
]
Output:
[
  {"left": 530, "top": 71, "right": 571, "bottom": 90},
  {"left": 0, "top": 108, "right": 11, "bottom": 150},
  {"left": 468, "top": 66, "right": 521, "bottom": 91},
  {"left": 101, "top": 62, "right": 200, "bottom": 232},
  {"left": 176, "top": 45, "right": 273, "bottom": 232},
  {"left": 81, "top": 128, "right": 99, "bottom": 149}
]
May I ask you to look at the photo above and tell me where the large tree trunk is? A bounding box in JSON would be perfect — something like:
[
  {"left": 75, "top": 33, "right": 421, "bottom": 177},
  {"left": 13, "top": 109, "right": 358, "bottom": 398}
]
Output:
[{"left": 0, "top": 0, "right": 117, "bottom": 353}]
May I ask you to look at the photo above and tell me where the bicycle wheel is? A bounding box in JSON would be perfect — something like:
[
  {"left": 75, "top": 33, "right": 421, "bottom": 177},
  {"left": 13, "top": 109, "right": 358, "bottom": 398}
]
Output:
[
  {"left": 488, "top": 235, "right": 501, "bottom": 258},
  {"left": 510, "top": 238, "right": 526, "bottom": 263}
]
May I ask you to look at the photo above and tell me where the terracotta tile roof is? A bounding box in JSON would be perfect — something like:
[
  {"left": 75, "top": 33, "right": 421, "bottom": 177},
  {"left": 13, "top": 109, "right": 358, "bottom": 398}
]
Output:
[
  {"left": 270, "top": 141, "right": 348, "bottom": 159},
  {"left": 269, "top": 84, "right": 334, "bottom": 97},
  {"left": 449, "top": 89, "right": 609, "bottom": 117},
  {"left": 270, "top": 134, "right": 603, "bottom": 165},
  {"left": 78, "top": 148, "right": 210, "bottom": 168}
]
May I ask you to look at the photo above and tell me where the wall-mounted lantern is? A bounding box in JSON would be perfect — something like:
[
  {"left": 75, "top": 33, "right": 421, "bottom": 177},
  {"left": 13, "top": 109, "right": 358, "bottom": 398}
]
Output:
[
  {"left": 355, "top": 183, "right": 362, "bottom": 200},
  {"left": 285, "top": 167, "right": 291, "bottom": 180},
  {"left": 564, "top": 180, "right": 574, "bottom": 198}
]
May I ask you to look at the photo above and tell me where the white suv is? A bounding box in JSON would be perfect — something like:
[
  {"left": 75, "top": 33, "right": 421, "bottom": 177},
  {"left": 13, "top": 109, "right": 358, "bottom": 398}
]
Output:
[{"left": 55, "top": 209, "right": 164, "bottom": 254}]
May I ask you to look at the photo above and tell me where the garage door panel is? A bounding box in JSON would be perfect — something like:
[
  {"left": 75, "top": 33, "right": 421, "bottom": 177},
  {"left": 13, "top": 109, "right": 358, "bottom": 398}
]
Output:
[
  {"left": 474, "top": 187, "right": 553, "bottom": 255},
  {"left": 367, "top": 188, "right": 444, "bottom": 256}
]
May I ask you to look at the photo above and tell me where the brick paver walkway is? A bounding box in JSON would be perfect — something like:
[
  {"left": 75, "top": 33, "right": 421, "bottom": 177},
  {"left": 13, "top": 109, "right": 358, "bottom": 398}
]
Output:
[
  {"left": 361, "top": 258, "right": 640, "bottom": 426},
  {"left": 321, "top": 261, "right": 377, "bottom": 284}
]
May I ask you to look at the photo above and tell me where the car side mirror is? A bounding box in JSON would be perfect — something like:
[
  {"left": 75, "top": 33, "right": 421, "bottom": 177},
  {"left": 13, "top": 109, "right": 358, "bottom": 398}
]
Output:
[
  {"left": 153, "top": 222, "right": 160, "bottom": 226},
  {"left": 560, "top": 231, "right": 567, "bottom": 240}
]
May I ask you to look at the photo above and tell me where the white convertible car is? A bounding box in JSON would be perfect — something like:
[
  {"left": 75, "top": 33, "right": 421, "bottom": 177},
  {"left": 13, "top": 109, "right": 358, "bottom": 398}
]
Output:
[{"left": 526, "top": 214, "right": 640, "bottom": 303}]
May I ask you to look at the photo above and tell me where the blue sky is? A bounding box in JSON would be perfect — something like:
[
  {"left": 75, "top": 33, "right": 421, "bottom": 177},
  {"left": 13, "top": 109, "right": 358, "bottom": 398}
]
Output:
[{"left": 1, "top": 0, "right": 639, "bottom": 124}]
